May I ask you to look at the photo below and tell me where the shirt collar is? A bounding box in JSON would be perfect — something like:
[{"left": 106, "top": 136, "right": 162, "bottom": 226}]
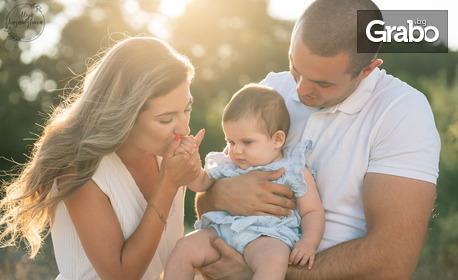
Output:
[
  {"left": 335, "top": 67, "right": 379, "bottom": 114},
  {"left": 292, "top": 67, "right": 380, "bottom": 114}
]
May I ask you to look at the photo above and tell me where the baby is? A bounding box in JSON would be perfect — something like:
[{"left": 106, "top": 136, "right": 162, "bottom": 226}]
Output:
[{"left": 165, "top": 84, "right": 325, "bottom": 280}]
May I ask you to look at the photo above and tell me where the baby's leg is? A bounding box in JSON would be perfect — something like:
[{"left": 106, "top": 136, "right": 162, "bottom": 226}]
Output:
[
  {"left": 164, "top": 227, "right": 220, "bottom": 280},
  {"left": 243, "top": 236, "right": 291, "bottom": 280}
]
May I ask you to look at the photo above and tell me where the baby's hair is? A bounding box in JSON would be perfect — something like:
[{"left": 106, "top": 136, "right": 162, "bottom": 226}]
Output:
[{"left": 223, "top": 84, "right": 290, "bottom": 138}]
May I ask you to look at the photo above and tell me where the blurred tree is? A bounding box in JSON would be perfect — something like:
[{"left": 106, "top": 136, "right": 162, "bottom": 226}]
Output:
[
  {"left": 170, "top": 0, "right": 293, "bottom": 226},
  {"left": 172, "top": 0, "right": 292, "bottom": 151},
  {"left": 411, "top": 69, "right": 458, "bottom": 279}
]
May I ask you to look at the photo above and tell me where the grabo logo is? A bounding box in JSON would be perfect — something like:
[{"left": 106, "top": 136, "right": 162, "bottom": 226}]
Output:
[
  {"left": 357, "top": 10, "right": 448, "bottom": 53},
  {"left": 366, "top": 19, "right": 439, "bottom": 43}
]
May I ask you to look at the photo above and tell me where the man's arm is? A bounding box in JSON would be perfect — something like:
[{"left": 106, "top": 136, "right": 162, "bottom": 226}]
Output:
[
  {"left": 195, "top": 168, "right": 296, "bottom": 219},
  {"left": 286, "top": 173, "right": 436, "bottom": 280}
]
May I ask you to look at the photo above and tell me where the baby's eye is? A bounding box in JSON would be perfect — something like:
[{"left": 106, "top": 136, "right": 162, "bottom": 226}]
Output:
[{"left": 243, "top": 141, "right": 252, "bottom": 145}]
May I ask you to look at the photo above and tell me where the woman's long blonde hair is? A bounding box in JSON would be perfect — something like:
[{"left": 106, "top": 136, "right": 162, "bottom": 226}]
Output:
[{"left": 0, "top": 37, "right": 194, "bottom": 258}]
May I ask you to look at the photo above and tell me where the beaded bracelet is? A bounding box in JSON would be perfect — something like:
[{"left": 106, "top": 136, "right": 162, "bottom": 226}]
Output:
[{"left": 147, "top": 203, "right": 167, "bottom": 225}]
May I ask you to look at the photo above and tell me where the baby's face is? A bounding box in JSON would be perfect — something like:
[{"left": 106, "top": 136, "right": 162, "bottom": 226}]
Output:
[{"left": 223, "top": 119, "right": 283, "bottom": 170}]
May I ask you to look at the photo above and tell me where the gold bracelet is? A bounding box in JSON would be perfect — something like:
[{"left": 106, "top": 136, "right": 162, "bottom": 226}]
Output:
[{"left": 147, "top": 203, "right": 167, "bottom": 225}]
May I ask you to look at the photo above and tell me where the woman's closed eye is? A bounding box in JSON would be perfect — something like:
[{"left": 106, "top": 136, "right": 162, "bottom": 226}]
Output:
[
  {"left": 158, "top": 106, "right": 192, "bottom": 124},
  {"left": 159, "top": 119, "right": 173, "bottom": 124}
]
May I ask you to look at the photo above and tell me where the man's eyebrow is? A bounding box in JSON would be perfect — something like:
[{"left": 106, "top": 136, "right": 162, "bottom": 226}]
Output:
[
  {"left": 289, "top": 54, "right": 335, "bottom": 86},
  {"left": 310, "top": 79, "right": 335, "bottom": 86}
]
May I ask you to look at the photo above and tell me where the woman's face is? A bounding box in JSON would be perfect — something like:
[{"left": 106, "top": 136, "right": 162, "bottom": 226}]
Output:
[{"left": 126, "top": 80, "right": 193, "bottom": 156}]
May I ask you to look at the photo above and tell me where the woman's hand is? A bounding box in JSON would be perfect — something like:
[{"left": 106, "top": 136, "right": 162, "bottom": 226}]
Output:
[{"left": 159, "top": 129, "right": 205, "bottom": 188}]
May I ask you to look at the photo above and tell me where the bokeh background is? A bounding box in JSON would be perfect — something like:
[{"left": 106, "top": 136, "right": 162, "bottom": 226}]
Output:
[{"left": 1, "top": 0, "right": 457, "bottom": 279}]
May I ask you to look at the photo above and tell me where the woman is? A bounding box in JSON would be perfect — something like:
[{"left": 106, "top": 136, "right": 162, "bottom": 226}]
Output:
[{"left": 0, "top": 37, "right": 204, "bottom": 279}]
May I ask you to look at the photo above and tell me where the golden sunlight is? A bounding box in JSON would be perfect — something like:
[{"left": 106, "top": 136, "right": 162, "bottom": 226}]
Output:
[{"left": 159, "top": 0, "right": 194, "bottom": 18}]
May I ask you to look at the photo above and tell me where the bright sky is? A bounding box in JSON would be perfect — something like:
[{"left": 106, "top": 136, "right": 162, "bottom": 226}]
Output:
[{"left": 160, "top": 0, "right": 458, "bottom": 51}]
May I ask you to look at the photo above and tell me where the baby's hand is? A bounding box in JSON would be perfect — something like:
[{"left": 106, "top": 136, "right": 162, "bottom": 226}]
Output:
[
  {"left": 289, "top": 240, "right": 316, "bottom": 270},
  {"left": 174, "top": 129, "right": 205, "bottom": 155},
  {"left": 174, "top": 135, "right": 196, "bottom": 155}
]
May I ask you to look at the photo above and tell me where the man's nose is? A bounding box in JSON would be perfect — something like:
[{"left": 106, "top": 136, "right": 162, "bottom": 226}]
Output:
[{"left": 296, "top": 76, "right": 314, "bottom": 95}]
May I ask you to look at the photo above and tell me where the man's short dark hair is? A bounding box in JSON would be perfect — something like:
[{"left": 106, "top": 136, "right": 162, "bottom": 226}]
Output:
[{"left": 298, "top": 0, "right": 383, "bottom": 77}]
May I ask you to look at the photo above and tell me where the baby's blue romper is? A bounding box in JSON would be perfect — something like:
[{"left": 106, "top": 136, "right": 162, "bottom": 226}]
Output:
[{"left": 195, "top": 140, "right": 313, "bottom": 254}]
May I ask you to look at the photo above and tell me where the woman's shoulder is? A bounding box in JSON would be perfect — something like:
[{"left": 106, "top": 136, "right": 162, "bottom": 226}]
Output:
[{"left": 91, "top": 153, "right": 126, "bottom": 193}]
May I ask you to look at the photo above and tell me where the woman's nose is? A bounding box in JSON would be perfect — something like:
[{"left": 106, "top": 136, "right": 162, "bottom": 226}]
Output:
[{"left": 177, "top": 114, "right": 191, "bottom": 136}]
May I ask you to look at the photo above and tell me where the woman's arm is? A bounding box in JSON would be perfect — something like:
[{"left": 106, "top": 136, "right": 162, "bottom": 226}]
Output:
[
  {"left": 65, "top": 137, "right": 203, "bottom": 279},
  {"left": 65, "top": 176, "right": 177, "bottom": 279}
]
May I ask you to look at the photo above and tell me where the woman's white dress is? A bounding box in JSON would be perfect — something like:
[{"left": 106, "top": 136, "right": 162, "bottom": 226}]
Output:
[{"left": 51, "top": 153, "right": 184, "bottom": 280}]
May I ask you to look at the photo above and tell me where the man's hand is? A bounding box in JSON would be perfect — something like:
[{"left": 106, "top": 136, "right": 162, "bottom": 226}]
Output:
[
  {"left": 196, "top": 168, "right": 296, "bottom": 218},
  {"left": 198, "top": 237, "right": 253, "bottom": 280}
]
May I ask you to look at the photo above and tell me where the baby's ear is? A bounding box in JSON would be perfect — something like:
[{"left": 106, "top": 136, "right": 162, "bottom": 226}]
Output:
[{"left": 272, "top": 130, "right": 286, "bottom": 149}]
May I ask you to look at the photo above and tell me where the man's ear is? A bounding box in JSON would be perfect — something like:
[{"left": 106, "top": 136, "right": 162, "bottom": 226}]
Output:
[
  {"left": 358, "top": 58, "right": 383, "bottom": 81},
  {"left": 272, "top": 130, "right": 286, "bottom": 149}
]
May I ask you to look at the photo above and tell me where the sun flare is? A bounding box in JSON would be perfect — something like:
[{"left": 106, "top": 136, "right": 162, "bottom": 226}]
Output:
[{"left": 159, "top": 0, "right": 194, "bottom": 18}]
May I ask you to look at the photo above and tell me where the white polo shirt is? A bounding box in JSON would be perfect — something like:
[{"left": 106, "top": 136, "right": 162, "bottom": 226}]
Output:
[{"left": 261, "top": 68, "right": 440, "bottom": 252}]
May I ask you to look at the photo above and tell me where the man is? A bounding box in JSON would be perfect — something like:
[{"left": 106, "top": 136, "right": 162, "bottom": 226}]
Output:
[{"left": 196, "top": 0, "right": 440, "bottom": 279}]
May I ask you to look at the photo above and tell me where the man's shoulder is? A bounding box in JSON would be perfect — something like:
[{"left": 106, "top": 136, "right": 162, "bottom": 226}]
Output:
[
  {"left": 260, "top": 71, "right": 296, "bottom": 96},
  {"left": 262, "top": 71, "right": 292, "bottom": 82},
  {"left": 372, "top": 69, "right": 430, "bottom": 111}
]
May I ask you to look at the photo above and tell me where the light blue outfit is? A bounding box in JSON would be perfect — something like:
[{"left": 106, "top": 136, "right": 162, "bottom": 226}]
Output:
[{"left": 195, "top": 140, "right": 313, "bottom": 254}]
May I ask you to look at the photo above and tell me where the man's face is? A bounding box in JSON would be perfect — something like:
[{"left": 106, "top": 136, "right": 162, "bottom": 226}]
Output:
[{"left": 288, "top": 29, "right": 361, "bottom": 109}]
